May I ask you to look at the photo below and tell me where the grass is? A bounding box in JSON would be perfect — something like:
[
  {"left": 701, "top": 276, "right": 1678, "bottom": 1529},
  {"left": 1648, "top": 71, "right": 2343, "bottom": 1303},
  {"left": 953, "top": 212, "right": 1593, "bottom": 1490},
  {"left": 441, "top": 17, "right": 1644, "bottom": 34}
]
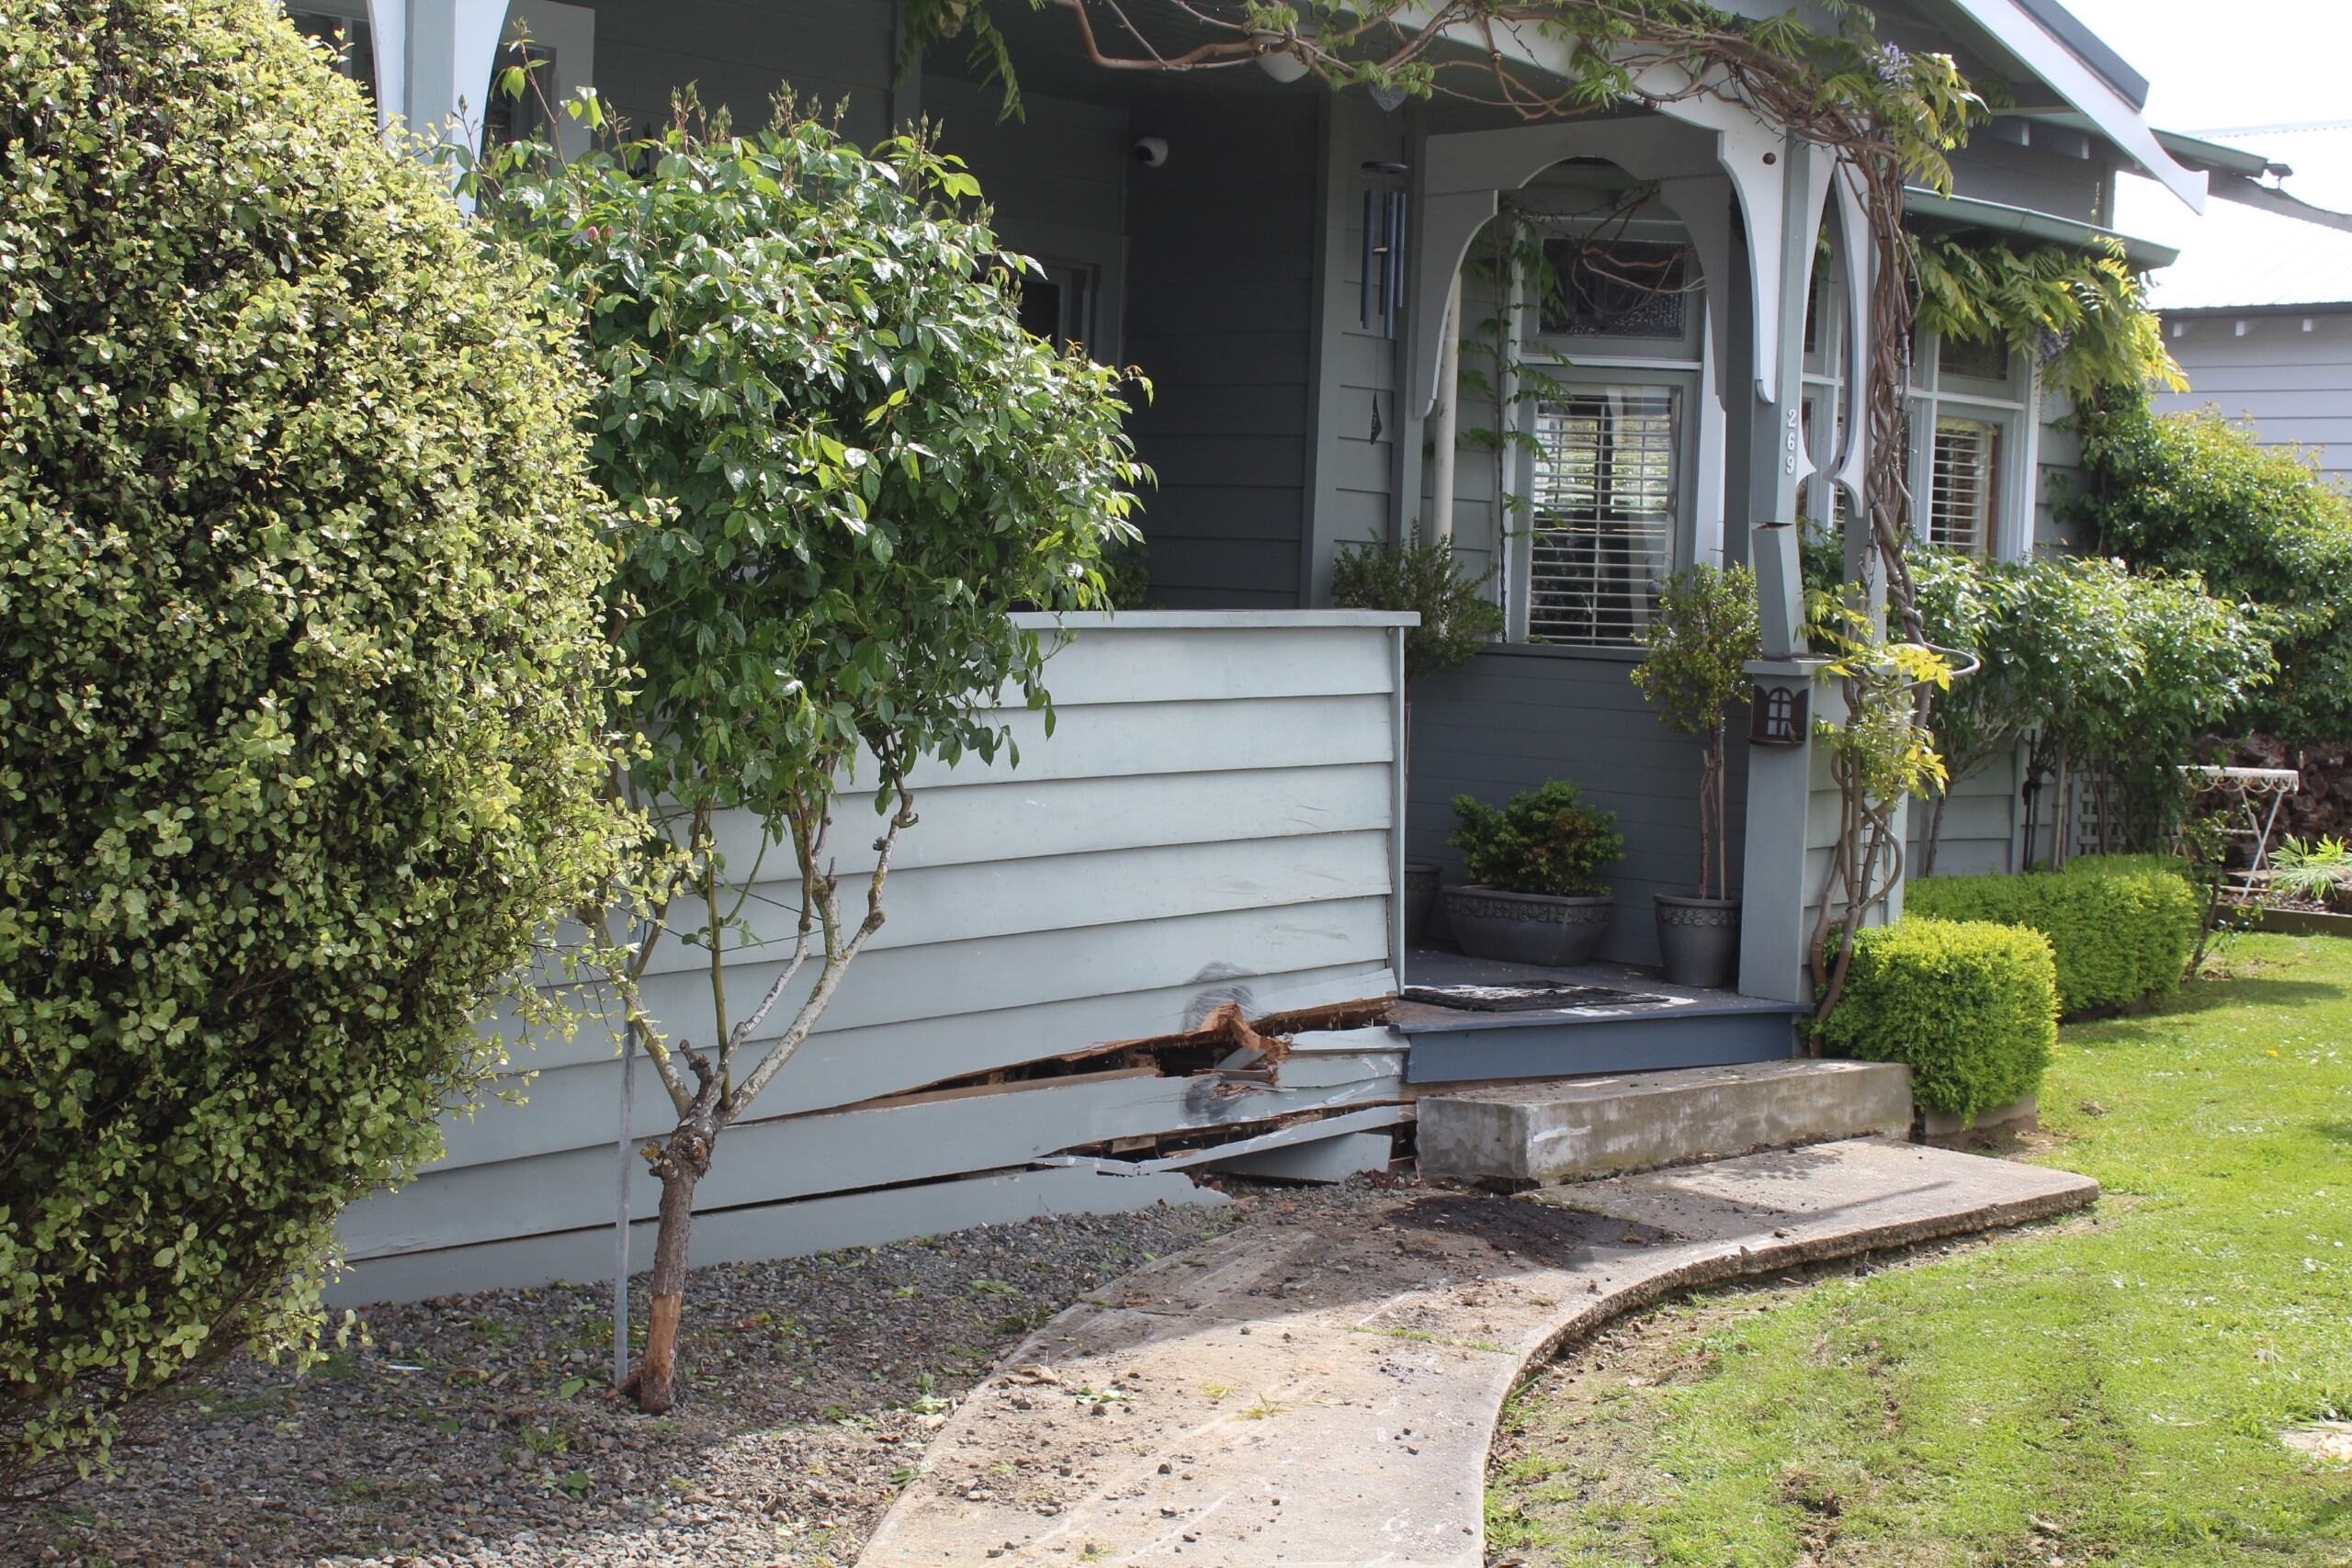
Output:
[{"left": 1487, "top": 934, "right": 2352, "bottom": 1567}]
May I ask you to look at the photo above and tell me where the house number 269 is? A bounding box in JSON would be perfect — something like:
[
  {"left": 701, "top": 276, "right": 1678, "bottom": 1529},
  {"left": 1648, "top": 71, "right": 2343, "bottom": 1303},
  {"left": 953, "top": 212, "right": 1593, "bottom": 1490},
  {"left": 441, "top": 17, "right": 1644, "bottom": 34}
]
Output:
[{"left": 1783, "top": 405, "right": 1801, "bottom": 476}]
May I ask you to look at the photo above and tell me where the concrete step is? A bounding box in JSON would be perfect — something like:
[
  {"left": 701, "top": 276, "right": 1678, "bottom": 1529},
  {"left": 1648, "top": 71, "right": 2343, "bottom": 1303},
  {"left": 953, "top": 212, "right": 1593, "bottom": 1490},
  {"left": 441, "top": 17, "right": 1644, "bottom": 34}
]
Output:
[{"left": 1417, "top": 1059, "right": 1913, "bottom": 1186}]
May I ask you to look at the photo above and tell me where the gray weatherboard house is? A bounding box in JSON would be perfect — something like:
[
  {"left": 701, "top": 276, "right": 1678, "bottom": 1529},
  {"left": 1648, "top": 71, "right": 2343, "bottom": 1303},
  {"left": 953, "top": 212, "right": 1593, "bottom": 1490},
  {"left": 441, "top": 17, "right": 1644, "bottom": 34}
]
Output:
[
  {"left": 2115, "top": 120, "right": 2352, "bottom": 489},
  {"left": 301, "top": 0, "right": 2284, "bottom": 1302}
]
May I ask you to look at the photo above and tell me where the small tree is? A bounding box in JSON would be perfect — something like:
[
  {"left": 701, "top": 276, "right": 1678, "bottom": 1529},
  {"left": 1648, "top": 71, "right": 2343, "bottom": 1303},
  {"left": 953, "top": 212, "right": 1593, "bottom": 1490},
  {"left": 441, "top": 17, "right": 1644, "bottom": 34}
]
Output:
[
  {"left": 478, "top": 106, "right": 1142, "bottom": 1412},
  {"left": 1631, "top": 565, "right": 1761, "bottom": 900},
  {"left": 1808, "top": 603, "right": 1952, "bottom": 1018},
  {"left": 1909, "top": 549, "right": 2010, "bottom": 873},
  {"left": 1, "top": 0, "right": 627, "bottom": 1491}
]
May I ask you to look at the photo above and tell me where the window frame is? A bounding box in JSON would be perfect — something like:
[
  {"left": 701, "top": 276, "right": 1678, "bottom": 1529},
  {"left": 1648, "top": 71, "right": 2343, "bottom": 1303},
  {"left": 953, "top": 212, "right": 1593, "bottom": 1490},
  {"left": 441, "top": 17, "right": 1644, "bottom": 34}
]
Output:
[
  {"left": 1905, "top": 327, "right": 2037, "bottom": 563},
  {"left": 1507, "top": 362, "right": 1702, "bottom": 650},
  {"left": 1490, "top": 190, "right": 1705, "bottom": 652},
  {"left": 284, "top": 0, "right": 375, "bottom": 96}
]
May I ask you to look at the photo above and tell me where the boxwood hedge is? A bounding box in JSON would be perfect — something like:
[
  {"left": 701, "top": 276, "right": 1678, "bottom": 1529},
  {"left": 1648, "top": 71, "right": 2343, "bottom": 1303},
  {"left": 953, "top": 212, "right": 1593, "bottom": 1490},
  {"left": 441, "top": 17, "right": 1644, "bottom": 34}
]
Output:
[
  {"left": 1817, "top": 919, "right": 2060, "bottom": 1118},
  {"left": 1, "top": 0, "right": 626, "bottom": 1488},
  {"left": 1905, "top": 855, "right": 2201, "bottom": 1016}
]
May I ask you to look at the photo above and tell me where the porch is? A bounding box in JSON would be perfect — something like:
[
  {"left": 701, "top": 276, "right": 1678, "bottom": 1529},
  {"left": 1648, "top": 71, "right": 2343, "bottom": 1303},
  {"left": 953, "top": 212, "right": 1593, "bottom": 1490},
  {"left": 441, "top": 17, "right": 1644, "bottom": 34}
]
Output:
[{"left": 1396, "top": 946, "right": 1805, "bottom": 1085}]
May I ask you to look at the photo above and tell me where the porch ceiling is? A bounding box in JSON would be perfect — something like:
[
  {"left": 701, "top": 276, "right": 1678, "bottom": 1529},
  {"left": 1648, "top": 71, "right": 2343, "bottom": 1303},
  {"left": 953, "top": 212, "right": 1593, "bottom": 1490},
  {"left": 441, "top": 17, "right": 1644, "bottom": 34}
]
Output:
[{"left": 924, "top": 0, "right": 1315, "bottom": 108}]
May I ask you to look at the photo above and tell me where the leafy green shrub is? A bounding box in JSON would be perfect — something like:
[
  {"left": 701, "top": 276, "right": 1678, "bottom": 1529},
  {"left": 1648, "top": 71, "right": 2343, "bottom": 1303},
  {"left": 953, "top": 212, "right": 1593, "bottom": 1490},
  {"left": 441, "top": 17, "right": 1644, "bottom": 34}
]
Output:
[
  {"left": 1449, "top": 781, "right": 1624, "bottom": 897},
  {"left": 2066, "top": 398, "right": 2352, "bottom": 747},
  {"left": 0, "top": 0, "right": 626, "bottom": 1487},
  {"left": 1905, "top": 855, "right": 2202, "bottom": 1015},
  {"left": 1330, "top": 536, "right": 1504, "bottom": 680},
  {"left": 1912, "top": 549, "right": 2273, "bottom": 863},
  {"left": 1816, "top": 919, "right": 2058, "bottom": 1119},
  {"left": 2267, "top": 835, "right": 2352, "bottom": 909}
]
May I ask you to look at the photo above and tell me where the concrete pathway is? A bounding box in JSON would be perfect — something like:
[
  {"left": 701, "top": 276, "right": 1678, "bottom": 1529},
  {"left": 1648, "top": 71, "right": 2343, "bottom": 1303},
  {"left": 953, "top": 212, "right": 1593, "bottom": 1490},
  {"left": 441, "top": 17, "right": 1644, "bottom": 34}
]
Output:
[{"left": 856, "top": 1139, "right": 2097, "bottom": 1568}]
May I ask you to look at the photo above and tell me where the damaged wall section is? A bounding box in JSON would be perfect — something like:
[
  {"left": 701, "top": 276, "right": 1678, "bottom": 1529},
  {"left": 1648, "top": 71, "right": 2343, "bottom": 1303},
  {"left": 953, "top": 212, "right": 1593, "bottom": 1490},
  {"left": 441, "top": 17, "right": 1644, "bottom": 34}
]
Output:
[{"left": 335, "top": 612, "right": 1414, "bottom": 1303}]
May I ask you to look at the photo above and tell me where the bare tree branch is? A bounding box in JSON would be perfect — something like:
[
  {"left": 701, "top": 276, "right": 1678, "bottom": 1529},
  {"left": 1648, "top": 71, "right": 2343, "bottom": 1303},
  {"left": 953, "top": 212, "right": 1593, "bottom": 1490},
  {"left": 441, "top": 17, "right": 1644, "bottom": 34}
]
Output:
[{"left": 721, "top": 764, "right": 919, "bottom": 1122}]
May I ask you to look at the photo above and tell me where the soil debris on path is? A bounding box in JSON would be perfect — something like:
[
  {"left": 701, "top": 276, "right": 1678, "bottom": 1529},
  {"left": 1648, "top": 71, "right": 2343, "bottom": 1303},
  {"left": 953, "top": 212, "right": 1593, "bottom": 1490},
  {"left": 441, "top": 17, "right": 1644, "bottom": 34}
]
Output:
[{"left": 8, "top": 1182, "right": 1401, "bottom": 1568}]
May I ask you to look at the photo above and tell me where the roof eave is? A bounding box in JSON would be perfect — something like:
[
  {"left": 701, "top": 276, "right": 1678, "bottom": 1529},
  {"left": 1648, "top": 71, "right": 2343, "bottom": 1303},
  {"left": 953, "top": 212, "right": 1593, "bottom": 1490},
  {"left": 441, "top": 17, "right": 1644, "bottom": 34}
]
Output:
[
  {"left": 1903, "top": 186, "right": 2181, "bottom": 268},
  {"left": 1938, "top": 0, "right": 2209, "bottom": 213}
]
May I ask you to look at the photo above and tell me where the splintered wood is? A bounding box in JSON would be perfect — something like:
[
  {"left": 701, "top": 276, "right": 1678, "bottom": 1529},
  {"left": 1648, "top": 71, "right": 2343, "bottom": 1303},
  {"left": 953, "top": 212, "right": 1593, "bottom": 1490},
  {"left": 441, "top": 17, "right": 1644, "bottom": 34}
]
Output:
[{"left": 1188, "top": 999, "right": 1291, "bottom": 1069}]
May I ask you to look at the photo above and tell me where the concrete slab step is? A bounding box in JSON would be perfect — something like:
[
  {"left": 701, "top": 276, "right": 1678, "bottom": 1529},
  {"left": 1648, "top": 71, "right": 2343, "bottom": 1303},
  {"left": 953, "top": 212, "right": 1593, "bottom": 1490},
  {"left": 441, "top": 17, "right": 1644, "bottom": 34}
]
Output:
[{"left": 1417, "top": 1058, "right": 1913, "bottom": 1186}]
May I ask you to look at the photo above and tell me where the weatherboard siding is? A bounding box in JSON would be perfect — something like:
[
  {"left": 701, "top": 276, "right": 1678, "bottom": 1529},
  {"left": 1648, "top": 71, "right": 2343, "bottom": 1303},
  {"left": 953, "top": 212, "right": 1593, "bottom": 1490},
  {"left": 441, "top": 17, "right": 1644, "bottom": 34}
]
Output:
[
  {"left": 334, "top": 614, "right": 1408, "bottom": 1303},
  {"left": 1912, "top": 747, "right": 2024, "bottom": 879},
  {"left": 1404, "top": 648, "right": 1747, "bottom": 967},
  {"left": 592, "top": 0, "right": 898, "bottom": 147},
  {"left": 1121, "top": 96, "right": 1323, "bottom": 608},
  {"left": 2157, "top": 311, "right": 2352, "bottom": 488}
]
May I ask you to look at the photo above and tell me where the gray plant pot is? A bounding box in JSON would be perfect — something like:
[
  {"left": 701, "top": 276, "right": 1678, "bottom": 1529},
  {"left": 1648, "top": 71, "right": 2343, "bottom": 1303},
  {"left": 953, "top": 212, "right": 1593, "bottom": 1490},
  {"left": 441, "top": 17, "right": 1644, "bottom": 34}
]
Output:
[
  {"left": 1442, "top": 886, "right": 1612, "bottom": 968},
  {"left": 1403, "top": 858, "right": 1442, "bottom": 947},
  {"left": 1655, "top": 893, "right": 1741, "bottom": 990}
]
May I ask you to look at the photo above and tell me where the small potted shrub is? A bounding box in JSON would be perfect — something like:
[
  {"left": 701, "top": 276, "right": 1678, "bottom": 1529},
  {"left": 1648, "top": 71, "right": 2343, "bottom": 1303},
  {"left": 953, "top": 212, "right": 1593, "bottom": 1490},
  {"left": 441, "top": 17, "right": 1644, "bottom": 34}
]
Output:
[
  {"left": 1330, "top": 535, "right": 1504, "bottom": 942},
  {"left": 1442, "top": 781, "right": 1624, "bottom": 966},
  {"left": 1631, "top": 563, "right": 1761, "bottom": 987}
]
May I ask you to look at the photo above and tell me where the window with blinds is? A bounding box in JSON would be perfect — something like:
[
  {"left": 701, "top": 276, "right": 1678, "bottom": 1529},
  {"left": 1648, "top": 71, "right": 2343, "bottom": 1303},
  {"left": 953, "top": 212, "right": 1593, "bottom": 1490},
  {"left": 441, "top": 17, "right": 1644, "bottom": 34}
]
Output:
[
  {"left": 1527, "top": 388, "right": 1679, "bottom": 646},
  {"left": 1928, "top": 416, "right": 2001, "bottom": 557}
]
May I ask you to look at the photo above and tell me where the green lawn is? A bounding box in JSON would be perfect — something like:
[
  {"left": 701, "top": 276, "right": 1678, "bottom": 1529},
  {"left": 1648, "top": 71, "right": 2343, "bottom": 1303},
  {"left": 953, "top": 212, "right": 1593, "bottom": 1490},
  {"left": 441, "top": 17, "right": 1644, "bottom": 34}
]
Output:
[{"left": 1487, "top": 933, "right": 2352, "bottom": 1567}]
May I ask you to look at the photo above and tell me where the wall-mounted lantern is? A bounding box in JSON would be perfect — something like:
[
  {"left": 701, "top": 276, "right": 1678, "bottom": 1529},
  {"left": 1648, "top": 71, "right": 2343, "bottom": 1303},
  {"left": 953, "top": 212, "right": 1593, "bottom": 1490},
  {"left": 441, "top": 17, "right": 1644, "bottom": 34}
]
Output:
[{"left": 1749, "top": 682, "right": 1808, "bottom": 747}]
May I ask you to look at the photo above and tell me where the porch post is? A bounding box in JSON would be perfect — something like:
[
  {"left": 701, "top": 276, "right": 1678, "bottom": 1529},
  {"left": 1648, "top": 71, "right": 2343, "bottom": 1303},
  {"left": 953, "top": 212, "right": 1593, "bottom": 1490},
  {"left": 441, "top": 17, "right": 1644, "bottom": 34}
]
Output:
[
  {"left": 1736, "top": 134, "right": 1827, "bottom": 1007},
  {"left": 401, "top": 0, "right": 511, "bottom": 161},
  {"left": 364, "top": 0, "right": 409, "bottom": 137}
]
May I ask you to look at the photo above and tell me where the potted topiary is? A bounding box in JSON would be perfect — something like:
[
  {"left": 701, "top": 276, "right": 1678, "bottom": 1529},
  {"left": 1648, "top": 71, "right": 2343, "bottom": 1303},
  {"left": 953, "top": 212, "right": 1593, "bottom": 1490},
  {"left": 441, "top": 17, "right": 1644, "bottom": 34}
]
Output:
[
  {"left": 1630, "top": 563, "right": 1761, "bottom": 987},
  {"left": 1442, "top": 781, "right": 1625, "bottom": 966},
  {"left": 1330, "top": 535, "right": 1504, "bottom": 942}
]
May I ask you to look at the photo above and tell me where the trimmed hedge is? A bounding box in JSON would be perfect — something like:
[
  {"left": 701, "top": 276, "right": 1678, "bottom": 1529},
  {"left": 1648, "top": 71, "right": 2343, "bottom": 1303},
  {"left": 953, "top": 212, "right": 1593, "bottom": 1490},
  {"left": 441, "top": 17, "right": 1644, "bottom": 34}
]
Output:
[
  {"left": 1905, "top": 855, "right": 2202, "bottom": 1016},
  {"left": 1818, "top": 919, "right": 2059, "bottom": 1118}
]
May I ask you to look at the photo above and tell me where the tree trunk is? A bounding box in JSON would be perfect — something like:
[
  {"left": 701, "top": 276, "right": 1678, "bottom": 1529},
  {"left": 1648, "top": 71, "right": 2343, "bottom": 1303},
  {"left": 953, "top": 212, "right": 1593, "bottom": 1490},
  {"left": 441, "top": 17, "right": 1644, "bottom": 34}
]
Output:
[
  {"left": 1923, "top": 788, "right": 1948, "bottom": 877},
  {"left": 630, "top": 1113, "right": 715, "bottom": 1414}
]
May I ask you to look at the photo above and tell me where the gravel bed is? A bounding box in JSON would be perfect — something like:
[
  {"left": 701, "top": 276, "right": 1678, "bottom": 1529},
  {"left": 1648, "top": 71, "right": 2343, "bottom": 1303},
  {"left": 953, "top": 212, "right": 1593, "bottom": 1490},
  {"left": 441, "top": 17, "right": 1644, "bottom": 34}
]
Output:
[{"left": 10, "top": 1180, "right": 1404, "bottom": 1568}]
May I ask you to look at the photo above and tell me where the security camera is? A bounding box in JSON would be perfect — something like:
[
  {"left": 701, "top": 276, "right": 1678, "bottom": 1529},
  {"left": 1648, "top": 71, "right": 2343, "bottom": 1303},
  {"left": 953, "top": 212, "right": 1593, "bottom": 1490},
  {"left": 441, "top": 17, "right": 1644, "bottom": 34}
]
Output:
[{"left": 1132, "top": 136, "right": 1169, "bottom": 168}]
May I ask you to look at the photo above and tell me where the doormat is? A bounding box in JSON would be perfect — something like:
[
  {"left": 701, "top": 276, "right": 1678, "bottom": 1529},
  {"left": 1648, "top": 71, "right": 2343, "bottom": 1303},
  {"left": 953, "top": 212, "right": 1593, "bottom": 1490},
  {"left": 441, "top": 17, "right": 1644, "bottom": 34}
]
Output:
[{"left": 1399, "top": 983, "right": 1675, "bottom": 1013}]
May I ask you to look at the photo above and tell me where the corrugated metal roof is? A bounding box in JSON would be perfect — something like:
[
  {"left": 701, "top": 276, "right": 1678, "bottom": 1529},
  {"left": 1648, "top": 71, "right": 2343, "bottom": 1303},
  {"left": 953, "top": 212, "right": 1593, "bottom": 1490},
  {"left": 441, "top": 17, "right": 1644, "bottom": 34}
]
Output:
[{"left": 2117, "top": 123, "right": 2352, "bottom": 310}]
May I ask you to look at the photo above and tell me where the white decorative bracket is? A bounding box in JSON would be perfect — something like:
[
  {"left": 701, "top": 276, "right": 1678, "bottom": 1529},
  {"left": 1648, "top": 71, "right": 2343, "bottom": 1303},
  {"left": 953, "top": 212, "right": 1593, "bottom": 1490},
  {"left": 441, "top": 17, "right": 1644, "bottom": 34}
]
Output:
[
  {"left": 1406, "top": 70, "right": 1803, "bottom": 417},
  {"left": 1830, "top": 161, "right": 1875, "bottom": 524}
]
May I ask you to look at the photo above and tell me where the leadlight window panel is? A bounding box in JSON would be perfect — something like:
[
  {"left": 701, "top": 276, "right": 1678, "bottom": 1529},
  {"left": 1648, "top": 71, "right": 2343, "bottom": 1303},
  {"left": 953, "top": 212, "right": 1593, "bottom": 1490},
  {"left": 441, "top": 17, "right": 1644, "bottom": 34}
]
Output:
[
  {"left": 1928, "top": 416, "right": 2002, "bottom": 557},
  {"left": 1538, "top": 238, "right": 1691, "bottom": 339},
  {"left": 1937, "top": 332, "right": 2011, "bottom": 383},
  {"left": 1527, "top": 388, "right": 1680, "bottom": 646}
]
